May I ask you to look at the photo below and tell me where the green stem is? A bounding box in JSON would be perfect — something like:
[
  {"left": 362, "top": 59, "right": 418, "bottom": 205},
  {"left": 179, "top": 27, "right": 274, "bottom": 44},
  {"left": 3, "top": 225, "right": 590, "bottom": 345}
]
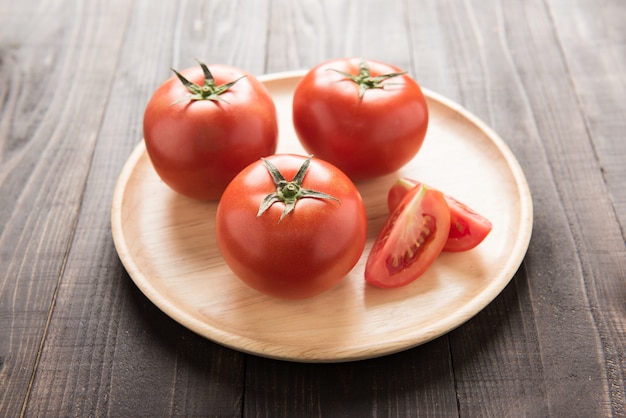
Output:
[
  {"left": 170, "top": 59, "right": 245, "bottom": 105},
  {"left": 257, "top": 156, "right": 340, "bottom": 223},
  {"left": 328, "top": 58, "right": 406, "bottom": 99}
]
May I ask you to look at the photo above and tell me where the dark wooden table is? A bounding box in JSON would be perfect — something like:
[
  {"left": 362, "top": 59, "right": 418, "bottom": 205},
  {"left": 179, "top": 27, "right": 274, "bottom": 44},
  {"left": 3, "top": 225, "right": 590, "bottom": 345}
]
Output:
[{"left": 2, "top": 0, "right": 625, "bottom": 416}]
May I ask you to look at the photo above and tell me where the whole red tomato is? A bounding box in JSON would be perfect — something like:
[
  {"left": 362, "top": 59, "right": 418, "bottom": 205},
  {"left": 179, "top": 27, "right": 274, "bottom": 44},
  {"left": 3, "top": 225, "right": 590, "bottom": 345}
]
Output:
[
  {"left": 143, "top": 61, "right": 278, "bottom": 200},
  {"left": 216, "top": 154, "right": 368, "bottom": 299},
  {"left": 292, "top": 58, "right": 429, "bottom": 180}
]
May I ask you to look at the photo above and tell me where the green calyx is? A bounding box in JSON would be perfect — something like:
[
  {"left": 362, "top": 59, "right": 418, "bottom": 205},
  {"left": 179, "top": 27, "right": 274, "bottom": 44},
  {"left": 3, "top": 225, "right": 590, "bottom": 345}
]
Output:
[
  {"left": 328, "top": 59, "right": 406, "bottom": 99},
  {"left": 257, "top": 156, "right": 340, "bottom": 223},
  {"left": 170, "top": 60, "right": 245, "bottom": 105}
]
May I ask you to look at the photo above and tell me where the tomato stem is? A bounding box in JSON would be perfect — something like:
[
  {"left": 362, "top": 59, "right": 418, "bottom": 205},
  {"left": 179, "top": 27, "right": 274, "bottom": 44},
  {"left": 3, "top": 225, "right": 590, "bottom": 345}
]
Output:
[
  {"left": 257, "top": 156, "right": 340, "bottom": 223},
  {"left": 328, "top": 59, "right": 406, "bottom": 99},
  {"left": 170, "top": 59, "right": 246, "bottom": 105}
]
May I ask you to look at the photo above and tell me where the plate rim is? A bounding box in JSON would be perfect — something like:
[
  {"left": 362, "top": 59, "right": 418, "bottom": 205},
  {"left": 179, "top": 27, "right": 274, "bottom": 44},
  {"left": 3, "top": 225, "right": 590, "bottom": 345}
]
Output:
[{"left": 111, "top": 71, "right": 533, "bottom": 362}]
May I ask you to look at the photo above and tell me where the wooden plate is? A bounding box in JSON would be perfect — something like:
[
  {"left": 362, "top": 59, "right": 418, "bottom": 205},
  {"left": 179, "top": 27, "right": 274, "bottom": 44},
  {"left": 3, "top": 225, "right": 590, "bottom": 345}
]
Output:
[{"left": 111, "top": 71, "right": 533, "bottom": 362}]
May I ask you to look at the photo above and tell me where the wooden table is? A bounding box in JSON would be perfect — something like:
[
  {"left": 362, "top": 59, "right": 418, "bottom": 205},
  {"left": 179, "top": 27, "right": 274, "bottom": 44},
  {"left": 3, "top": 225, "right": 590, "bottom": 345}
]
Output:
[{"left": 2, "top": 0, "right": 624, "bottom": 416}]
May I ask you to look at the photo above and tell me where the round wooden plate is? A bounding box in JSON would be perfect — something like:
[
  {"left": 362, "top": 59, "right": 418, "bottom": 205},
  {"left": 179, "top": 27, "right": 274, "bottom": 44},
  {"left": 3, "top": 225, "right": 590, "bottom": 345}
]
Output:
[{"left": 111, "top": 71, "right": 533, "bottom": 362}]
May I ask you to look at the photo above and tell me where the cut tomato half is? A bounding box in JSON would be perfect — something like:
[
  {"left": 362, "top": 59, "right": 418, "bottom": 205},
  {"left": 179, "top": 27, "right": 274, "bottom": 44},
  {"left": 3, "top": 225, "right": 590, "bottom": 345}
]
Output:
[
  {"left": 365, "top": 184, "right": 450, "bottom": 288},
  {"left": 387, "top": 178, "right": 493, "bottom": 252}
]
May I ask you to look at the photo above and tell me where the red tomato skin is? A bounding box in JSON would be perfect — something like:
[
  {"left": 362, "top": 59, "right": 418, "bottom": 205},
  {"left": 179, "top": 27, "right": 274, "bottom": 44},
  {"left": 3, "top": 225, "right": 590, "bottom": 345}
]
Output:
[
  {"left": 440, "top": 195, "right": 492, "bottom": 252},
  {"left": 292, "top": 58, "right": 429, "bottom": 180},
  {"left": 216, "top": 154, "right": 368, "bottom": 299},
  {"left": 387, "top": 178, "right": 493, "bottom": 252},
  {"left": 366, "top": 185, "right": 450, "bottom": 288},
  {"left": 143, "top": 64, "right": 278, "bottom": 200}
]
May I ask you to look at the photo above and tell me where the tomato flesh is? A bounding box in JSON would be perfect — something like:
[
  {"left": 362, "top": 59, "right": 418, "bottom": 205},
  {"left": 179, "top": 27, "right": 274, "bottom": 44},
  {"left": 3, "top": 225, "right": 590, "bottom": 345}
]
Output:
[
  {"left": 388, "top": 178, "right": 493, "bottom": 252},
  {"left": 366, "top": 184, "right": 450, "bottom": 288}
]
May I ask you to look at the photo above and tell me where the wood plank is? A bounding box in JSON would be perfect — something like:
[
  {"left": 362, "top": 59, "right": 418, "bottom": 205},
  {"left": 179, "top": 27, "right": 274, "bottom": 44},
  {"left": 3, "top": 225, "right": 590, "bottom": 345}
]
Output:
[
  {"left": 0, "top": 0, "right": 135, "bottom": 416},
  {"left": 405, "top": 0, "right": 561, "bottom": 414},
  {"left": 419, "top": 0, "right": 624, "bottom": 415},
  {"left": 22, "top": 0, "right": 273, "bottom": 415},
  {"left": 245, "top": 340, "right": 457, "bottom": 418},
  {"left": 548, "top": 0, "right": 626, "bottom": 232},
  {"left": 173, "top": 0, "right": 272, "bottom": 75},
  {"left": 0, "top": 0, "right": 621, "bottom": 416},
  {"left": 403, "top": 0, "right": 465, "bottom": 102},
  {"left": 450, "top": 272, "right": 552, "bottom": 416},
  {"left": 266, "top": 0, "right": 412, "bottom": 72},
  {"left": 547, "top": 0, "right": 626, "bottom": 414},
  {"left": 248, "top": 0, "right": 462, "bottom": 416}
]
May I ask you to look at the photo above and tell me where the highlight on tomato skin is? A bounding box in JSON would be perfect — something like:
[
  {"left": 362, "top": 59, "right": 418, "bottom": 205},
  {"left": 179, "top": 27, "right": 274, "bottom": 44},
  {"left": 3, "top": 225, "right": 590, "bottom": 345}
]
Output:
[
  {"left": 365, "top": 184, "right": 450, "bottom": 289},
  {"left": 387, "top": 178, "right": 493, "bottom": 252}
]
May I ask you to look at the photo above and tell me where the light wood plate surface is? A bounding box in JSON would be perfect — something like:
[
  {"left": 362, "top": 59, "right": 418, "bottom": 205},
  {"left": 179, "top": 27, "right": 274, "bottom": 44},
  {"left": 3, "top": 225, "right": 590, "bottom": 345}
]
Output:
[{"left": 111, "top": 71, "right": 533, "bottom": 362}]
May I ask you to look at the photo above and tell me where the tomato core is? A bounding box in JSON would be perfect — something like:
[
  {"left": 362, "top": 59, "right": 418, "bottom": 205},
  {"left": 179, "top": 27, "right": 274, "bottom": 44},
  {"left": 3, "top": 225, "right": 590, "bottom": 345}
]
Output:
[{"left": 385, "top": 213, "right": 437, "bottom": 275}]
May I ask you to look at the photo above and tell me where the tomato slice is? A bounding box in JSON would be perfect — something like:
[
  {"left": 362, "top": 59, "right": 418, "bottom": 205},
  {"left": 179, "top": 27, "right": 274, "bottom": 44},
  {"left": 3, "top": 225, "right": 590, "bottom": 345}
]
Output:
[
  {"left": 365, "top": 184, "right": 450, "bottom": 288},
  {"left": 387, "top": 178, "right": 493, "bottom": 252}
]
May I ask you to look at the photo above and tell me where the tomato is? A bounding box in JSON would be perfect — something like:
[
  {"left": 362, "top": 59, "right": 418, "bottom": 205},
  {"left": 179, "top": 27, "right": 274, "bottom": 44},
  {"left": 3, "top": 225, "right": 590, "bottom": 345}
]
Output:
[
  {"left": 216, "top": 154, "right": 368, "bottom": 299},
  {"left": 366, "top": 184, "right": 450, "bottom": 288},
  {"left": 143, "top": 61, "right": 278, "bottom": 200},
  {"left": 387, "top": 178, "right": 493, "bottom": 252},
  {"left": 292, "top": 57, "right": 429, "bottom": 180}
]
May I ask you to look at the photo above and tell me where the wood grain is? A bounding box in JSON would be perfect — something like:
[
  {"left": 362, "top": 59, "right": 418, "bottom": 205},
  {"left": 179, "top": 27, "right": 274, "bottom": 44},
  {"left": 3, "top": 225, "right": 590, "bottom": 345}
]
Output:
[
  {"left": 18, "top": 0, "right": 252, "bottom": 416},
  {"left": 444, "top": 0, "right": 625, "bottom": 415},
  {"left": 245, "top": 340, "right": 459, "bottom": 417},
  {"left": 426, "top": 0, "right": 624, "bottom": 415},
  {"left": 548, "top": 0, "right": 626, "bottom": 414},
  {"left": 0, "top": 1, "right": 134, "bottom": 416},
  {"left": 0, "top": 0, "right": 624, "bottom": 416},
  {"left": 109, "top": 74, "right": 532, "bottom": 363}
]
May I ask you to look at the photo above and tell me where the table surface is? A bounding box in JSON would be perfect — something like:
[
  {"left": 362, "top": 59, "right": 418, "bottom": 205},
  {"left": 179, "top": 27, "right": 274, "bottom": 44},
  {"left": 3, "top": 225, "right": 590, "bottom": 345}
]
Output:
[{"left": 1, "top": 0, "right": 625, "bottom": 416}]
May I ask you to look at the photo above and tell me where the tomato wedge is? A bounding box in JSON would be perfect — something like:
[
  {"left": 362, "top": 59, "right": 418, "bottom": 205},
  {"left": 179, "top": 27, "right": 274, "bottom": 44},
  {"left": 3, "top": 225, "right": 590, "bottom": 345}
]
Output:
[
  {"left": 365, "top": 184, "right": 450, "bottom": 288},
  {"left": 387, "top": 178, "right": 493, "bottom": 252}
]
